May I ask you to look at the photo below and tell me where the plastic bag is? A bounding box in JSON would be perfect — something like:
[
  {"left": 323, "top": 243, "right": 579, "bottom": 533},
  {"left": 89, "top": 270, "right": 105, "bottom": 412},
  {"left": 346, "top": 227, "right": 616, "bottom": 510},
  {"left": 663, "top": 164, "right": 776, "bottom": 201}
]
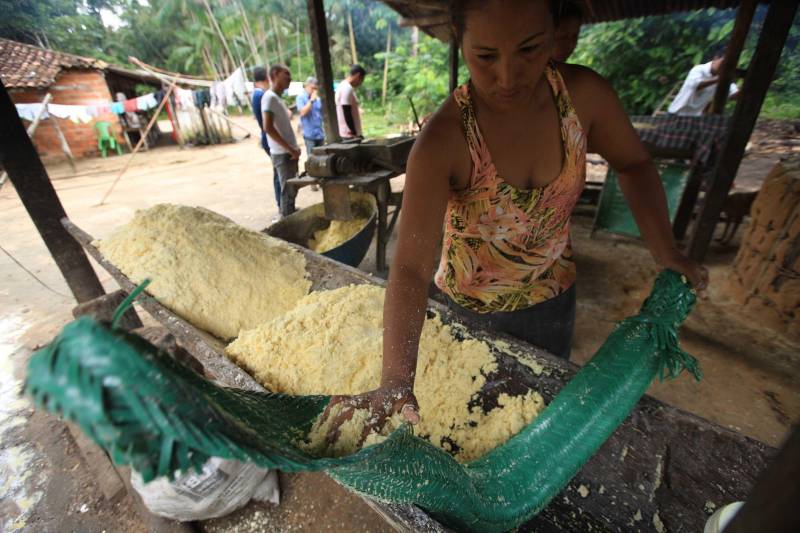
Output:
[{"left": 130, "top": 457, "right": 279, "bottom": 522}]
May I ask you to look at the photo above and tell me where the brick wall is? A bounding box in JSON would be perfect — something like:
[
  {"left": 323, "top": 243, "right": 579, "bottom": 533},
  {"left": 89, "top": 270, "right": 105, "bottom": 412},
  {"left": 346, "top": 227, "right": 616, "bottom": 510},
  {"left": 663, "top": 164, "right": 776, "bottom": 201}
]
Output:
[{"left": 11, "top": 69, "right": 123, "bottom": 161}]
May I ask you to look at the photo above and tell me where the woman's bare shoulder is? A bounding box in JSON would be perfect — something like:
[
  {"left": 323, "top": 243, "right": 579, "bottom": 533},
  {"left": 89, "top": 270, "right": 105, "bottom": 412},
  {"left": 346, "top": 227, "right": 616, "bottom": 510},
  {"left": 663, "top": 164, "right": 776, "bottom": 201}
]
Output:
[
  {"left": 557, "top": 63, "right": 620, "bottom": 127},
  {"left": 408, "top": 95, "right": 467, "bottom": 171}
]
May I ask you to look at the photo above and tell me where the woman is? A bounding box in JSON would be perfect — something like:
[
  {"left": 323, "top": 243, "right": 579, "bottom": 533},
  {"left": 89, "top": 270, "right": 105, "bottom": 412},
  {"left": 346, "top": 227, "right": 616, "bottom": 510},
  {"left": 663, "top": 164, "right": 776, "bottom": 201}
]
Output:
[{"left": 325, "top": 0, "right": 707, "bottom": 437}]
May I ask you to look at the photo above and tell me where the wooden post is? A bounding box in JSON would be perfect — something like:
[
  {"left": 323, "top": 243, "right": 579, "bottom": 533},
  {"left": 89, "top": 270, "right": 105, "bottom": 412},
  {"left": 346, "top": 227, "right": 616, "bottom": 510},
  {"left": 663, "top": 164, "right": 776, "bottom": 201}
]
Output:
[
  {"left": 307, "top": 0, "right": 340, "bottom": 142},
  {"left": 725, "top": 426, "right": 800, "bottom": 533},
  {"left": 1, "top": 93, "right": 52, "bottom": 187},
  {"left": 50, "top": 113, "right": 77, "bottom": 172},
  {"left": 710, "top": 0, "right": 757, "bottom": 114},
  {"left": 449, "top": 37, "right": 459, "bottom": 94},
  {"left": 0, "top": 80, "right": 105, "bottom": 303},
  {"left": 688, "top": 0, "right": 799, "bottom": 262}
]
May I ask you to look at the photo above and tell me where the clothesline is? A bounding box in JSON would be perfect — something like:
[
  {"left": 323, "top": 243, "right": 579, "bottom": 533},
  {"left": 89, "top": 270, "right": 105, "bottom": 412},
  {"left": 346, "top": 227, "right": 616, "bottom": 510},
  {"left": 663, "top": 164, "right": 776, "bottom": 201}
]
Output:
[{"left": 14, "top": 67, "right": 250, "bottom": 124}]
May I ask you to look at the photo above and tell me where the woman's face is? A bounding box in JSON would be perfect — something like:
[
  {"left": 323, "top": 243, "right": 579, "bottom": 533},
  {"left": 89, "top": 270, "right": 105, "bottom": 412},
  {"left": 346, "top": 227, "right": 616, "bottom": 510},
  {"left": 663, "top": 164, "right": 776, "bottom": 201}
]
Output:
[{"left": 460, "top": 0, "right": 554, "bottom": 111}]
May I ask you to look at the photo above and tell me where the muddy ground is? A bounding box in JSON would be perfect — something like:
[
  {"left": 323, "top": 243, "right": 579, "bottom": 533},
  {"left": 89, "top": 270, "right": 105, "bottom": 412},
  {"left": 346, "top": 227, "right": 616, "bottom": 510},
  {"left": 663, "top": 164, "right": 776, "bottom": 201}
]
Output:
[{"left": 0, "top": 116, "right": 797, "bottom": 532}]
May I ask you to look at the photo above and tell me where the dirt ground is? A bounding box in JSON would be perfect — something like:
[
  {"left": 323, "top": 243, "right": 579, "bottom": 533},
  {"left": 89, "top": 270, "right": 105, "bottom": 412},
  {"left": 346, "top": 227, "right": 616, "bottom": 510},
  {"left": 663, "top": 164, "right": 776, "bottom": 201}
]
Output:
[{"left": 1, "top": 115, "right": 798, "bottom": 532}]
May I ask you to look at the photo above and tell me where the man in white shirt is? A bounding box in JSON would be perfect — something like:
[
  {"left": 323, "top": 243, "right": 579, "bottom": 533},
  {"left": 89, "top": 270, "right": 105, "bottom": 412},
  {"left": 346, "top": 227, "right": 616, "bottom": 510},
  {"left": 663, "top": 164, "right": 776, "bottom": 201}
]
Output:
[
  {"left": 335, "top": 64, "right": 367, "bottom": 139},
  {"left": 262, "top": 64, "right": 301, "bottom": 216},
  {"left": 668, "top": 55, "right": 740, "bottom": 116}
]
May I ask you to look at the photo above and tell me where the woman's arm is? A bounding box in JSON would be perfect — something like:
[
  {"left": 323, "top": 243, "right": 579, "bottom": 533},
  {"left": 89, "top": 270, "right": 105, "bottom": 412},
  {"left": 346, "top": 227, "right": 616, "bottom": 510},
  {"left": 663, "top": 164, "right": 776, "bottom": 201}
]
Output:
[
  {"left": 569, "top": 66, "right": 708, "bottom": 293},
  {"left": 321, "top": 103, "right": 457, "bottom": 440}
]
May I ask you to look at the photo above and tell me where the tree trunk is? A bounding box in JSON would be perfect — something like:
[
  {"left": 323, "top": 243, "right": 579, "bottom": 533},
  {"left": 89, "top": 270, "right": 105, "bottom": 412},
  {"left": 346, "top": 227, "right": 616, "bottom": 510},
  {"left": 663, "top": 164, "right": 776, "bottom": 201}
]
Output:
[
  {"left": 347, "top": 5, "right": 359, "bottom": 64},
  {"left": 238, "top": 0, "right": 261, "bottom": 65},
  {"left": 382, "top": 25, "right": 392, "bottom": 106},
  {"left": 411, "top": 26, "right": 419, "bottom": 57}
]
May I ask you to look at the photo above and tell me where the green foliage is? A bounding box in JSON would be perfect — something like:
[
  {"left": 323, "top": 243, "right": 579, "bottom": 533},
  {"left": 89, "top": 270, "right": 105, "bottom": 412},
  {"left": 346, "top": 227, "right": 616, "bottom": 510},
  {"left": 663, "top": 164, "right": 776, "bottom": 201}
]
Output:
[
  {"left": 2, "top": 2, "right": 797, "bottom": 121},
  {"left": 572, "top": 7, "right": 800, "bottom": 117}
]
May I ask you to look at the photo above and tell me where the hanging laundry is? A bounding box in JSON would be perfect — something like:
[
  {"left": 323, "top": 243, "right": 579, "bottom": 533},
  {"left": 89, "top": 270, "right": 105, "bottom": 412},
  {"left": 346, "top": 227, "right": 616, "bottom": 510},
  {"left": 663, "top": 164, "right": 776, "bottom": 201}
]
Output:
[
  {"left": 154, "top": 90, "right": 166, "bottom": 105},
  {"left": 136, "top": 93, "right": 158, "bottom": 111},
  {"left": 48, "top": 103, "right": 92, "bottom": 124},
  {"left": 15, "top": 103, "right": 48, "bottom": 121},
  {"left": 176, "top": 88, "right": 196, "bottom": 110},
  {"left": 93, "top": 104, "right": 111, "bottom": 115},
  {"left": 111, "top": 102, "right": 125, "bottom": 115},
  {"left": 211, "top": 82, "right": 226, "bottom": 108},
  {"left": 193, "top": 89, "right": 211, "bottom": 109},
  {"left": 222, "top": 67, "right": 247, "bottom": 107},
  {"left": 124, "top": 99, "right": 138, "bottom": 113}
]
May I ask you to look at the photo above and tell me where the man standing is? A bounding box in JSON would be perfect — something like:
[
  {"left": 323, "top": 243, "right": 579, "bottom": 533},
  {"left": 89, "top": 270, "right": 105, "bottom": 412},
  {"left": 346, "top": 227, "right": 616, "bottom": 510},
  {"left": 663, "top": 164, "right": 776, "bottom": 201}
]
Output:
[
  {"left": 262, "top": 64, "right": 301, "bottom": 217},
  {"left": 296, "top": 76, "right": 325, "bottom": 155},
  {"left": 668, "top": 55, "right": 740, "bottom": 116},
  {"left": 335, "top": 64, "right": 367, "bottom": 139},
  {"left": 251, "top": 67, "right": 281, "bottom": 210}
]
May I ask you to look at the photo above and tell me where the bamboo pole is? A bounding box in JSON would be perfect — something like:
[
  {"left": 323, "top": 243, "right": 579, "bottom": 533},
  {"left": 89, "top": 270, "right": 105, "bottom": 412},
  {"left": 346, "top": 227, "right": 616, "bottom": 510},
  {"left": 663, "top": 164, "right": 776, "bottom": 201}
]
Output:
[
  {"left": 382, "top": 25, "right": 392, "bottom": 106},
  {"left": 272, "top": 15, "right": 284, "bottom": 63},
  {"left": 296, "top": 17, "right": 302, "bottom": 75},
  {"left": 49, "top": 111, "right": 77, "bottom": 172},
  {"left": 347, "top": 4, "right": 358, "bottom": 64},
  {"left": 97, "top": 82, "right": 178, "bottom": 206},
  {"left": 201, "top": 0, "right": 236, "bottom": 77}
]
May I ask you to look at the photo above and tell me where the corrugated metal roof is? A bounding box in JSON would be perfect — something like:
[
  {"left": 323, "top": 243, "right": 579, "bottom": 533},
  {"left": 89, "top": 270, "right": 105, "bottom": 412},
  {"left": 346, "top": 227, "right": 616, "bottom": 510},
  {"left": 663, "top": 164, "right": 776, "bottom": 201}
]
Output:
[
  {"left": 383, "top": 0, "right": 760, "bottom": 41},
  {"left": 0, "top": 38, "right": 107, "bottom": 89}
]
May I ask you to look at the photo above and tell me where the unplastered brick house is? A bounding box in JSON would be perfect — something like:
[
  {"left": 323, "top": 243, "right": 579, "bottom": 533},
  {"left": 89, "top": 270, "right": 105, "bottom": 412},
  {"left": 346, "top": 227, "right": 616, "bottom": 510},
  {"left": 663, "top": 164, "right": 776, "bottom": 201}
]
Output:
[{"left": 0, "top": 38, "right": 159, "bottom": 161}]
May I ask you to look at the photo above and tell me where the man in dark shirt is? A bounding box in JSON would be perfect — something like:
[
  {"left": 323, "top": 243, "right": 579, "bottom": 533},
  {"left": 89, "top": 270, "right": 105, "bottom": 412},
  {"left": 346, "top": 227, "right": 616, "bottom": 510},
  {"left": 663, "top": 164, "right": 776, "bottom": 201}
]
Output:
[{"left": 251, "top": 66, "right": 281, "bottom": 210}]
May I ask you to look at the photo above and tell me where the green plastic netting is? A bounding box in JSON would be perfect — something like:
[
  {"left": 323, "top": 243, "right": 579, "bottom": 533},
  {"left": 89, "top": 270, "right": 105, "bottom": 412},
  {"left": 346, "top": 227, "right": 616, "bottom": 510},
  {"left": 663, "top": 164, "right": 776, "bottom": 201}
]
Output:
[{"left": 25, "top": 270, "right": 700, "bottom": 532}]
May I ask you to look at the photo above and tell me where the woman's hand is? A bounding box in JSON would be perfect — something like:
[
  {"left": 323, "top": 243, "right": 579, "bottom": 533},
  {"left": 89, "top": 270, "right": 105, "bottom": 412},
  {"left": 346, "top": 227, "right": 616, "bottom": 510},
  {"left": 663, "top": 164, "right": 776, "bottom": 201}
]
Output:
[
  {"left": 320, "top": 383, "right": 420, "bottom": 446},
  {"left": 658, "top": 250, "right": 709, "bottom": 299}
]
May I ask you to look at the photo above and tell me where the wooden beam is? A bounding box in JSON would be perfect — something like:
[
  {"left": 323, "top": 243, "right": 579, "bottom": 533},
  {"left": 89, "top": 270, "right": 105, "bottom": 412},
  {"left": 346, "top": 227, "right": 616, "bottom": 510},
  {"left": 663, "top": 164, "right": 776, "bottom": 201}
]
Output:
[
  {"left": 0, "top": 79, "right": 105, "bottom": 303},
  {"left": 387, "top": 0, "right": 447, "bottom": 11},
  {"left": 449, "top": 38, "right": 459, "bottom": 94},
  {"left": 307, "top": 0, "right": 340, "bottom": 142},
  {"left": 711, "top": 0, "right": 757, "bottom": 114},
  {"left": 399, "top": 15, "right": 450, "bottom": 28},
  {"left": 0, "top": 93, "right": 52, "bottom": 187},
  {"left": 688, "top": 0, "right": 799, "bottom": 262},
  {"left": 725, "top": 425, "right": 800, "bottom": 533}
]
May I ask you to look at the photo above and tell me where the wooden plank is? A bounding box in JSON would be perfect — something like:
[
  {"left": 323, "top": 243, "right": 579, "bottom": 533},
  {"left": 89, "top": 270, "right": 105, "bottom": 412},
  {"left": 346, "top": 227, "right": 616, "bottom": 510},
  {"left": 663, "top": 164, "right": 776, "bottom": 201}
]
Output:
[
  {"left": 66, "top": 422, "right": 127, "bottom": 502},
  {"left": 710, "top": 0, "right": 756, "bottom": 114},
  {"left": 72, "top": 289, "right": 143, "bottom": 330},
  {"left": 64, "top": 220, "right": 775, "bottom": 532},
  {"left": 0, "top": 80, "right": 105, "bottom": 304},
  {"left": 306, "top": 0, "right": 340, "bottom": 143},
  {"left": 689, "top": 0, "right": 799, "bottom": 262}
]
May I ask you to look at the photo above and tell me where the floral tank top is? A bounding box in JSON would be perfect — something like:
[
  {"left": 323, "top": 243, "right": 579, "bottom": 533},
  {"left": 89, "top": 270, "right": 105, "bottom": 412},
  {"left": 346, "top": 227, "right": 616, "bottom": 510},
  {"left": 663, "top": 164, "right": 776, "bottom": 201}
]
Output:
[{"left": 434, "top": 63, "right": 587, "bottom": 313}]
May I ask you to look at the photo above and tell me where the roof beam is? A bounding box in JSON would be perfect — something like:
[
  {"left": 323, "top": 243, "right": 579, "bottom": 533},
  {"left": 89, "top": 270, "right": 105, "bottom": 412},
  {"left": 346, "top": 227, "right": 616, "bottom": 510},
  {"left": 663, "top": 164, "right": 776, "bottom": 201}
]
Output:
[{"left": 399, "top": 14, "right": 450, "bottom": 28}]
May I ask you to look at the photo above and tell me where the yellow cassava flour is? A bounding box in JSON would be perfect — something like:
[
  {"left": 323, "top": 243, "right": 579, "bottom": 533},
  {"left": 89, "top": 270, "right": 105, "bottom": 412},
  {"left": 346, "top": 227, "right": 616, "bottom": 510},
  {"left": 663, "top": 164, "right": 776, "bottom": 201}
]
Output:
[
  {"left": 226, "top": 284, "right": 545, "bottom": 462},
  {"left": 308, "top": 217, "right": 369, "bottom": 253},
  {"left": 96, "top": 204, "right": 311, "bottom": 339}
]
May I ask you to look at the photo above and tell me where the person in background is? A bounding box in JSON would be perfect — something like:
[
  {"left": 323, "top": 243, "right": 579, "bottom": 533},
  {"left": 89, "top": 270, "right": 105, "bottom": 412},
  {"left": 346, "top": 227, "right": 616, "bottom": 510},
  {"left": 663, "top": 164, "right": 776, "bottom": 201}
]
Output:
[
  {"left": 668, "top": 54, "right": 740, "bottom": 116},
  {"left": 552, "top": 1, "right": 582, "bottom": 63},
  {"left": 262, "top": 64, "right": 301, "bottom": 217},
  {"left": 335, "top": 64, "right": 367, "bottom": 139},
  {"left": 296, "top": 76, "right": 325, "bottom": 155},
  {"left": 251, "top": 67, "right": 282, "bottom": 212}
]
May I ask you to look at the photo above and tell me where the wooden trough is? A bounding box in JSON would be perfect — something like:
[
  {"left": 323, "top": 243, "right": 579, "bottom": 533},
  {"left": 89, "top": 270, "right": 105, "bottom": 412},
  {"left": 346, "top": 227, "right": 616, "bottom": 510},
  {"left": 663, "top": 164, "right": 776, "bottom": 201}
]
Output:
[{"left": 64, "top": 218, "right": 773, "bottom": 532}]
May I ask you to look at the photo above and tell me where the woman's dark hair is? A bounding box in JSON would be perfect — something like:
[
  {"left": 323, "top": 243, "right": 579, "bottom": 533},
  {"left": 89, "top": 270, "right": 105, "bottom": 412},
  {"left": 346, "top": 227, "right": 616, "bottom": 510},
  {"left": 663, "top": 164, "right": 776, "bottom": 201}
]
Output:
[
  {"left": 450, "top": 0, "right": 562, "bottom": 42},
  {"left": 555, "top": 1, "right": 583, "bottom": 26}
]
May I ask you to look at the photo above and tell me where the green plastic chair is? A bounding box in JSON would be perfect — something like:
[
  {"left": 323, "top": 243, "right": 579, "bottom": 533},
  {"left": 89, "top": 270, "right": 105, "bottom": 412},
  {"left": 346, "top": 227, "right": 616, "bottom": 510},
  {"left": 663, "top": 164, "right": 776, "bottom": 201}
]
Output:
[{"left": 94, "top": 121, "right": 123, "bottom": 157}]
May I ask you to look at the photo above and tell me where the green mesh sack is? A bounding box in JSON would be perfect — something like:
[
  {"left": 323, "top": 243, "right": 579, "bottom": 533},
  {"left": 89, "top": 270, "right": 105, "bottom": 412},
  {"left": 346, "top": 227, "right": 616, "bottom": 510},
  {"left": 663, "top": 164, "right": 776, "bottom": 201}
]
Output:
[{"left": 25, "top": 270, "right": 699, "bottom": 532}]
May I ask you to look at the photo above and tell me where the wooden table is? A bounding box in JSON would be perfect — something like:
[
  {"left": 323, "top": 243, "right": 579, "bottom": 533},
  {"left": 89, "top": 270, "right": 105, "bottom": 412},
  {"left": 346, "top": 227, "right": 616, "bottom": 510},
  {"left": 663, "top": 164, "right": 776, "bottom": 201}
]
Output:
[
  {"left": 65, "top": 218, "right": 774, "bottom": 532},
  {"left": 285, "top": 169, "right": 402, "bottom": 271}
]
